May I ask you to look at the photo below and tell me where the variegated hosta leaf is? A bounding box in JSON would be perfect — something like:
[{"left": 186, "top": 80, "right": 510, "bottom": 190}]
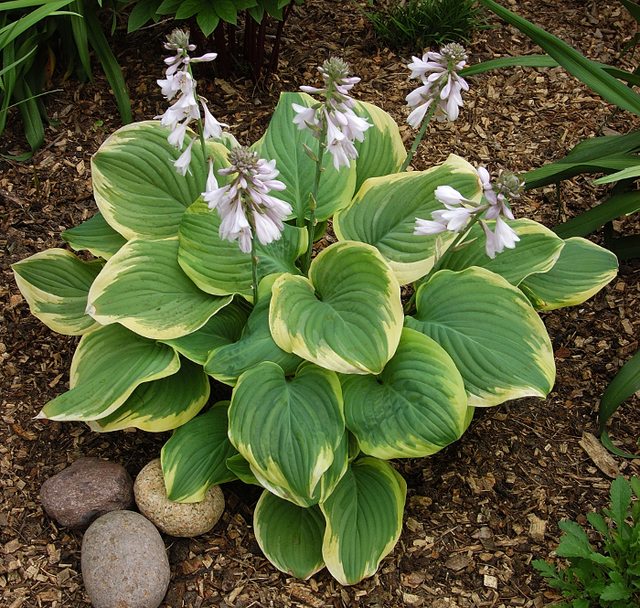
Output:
[
  {"left": 178, "top": 199, "right": 307, "bottom": 300},
  {"left": 321, "top": 457, "right": 406, "bottom": 586},
  {"left": 228, "top": 361, "right": 345, "bottom": 507},
  {"left": 161, "top": 401, "right": 239, "bottom": 503},
  {"left": 440, "top": 218, "right": 565, "bottom": 286},
  {"left": 405, "top": 267, "right": 555, "bottom": 407},
  {"left": 12, "top": 249, "right": 102, "bottom": 335},
  {"left": 205, "top": 281, "right": 302, "bottom": 385},
  {"left": 88, "top": 237, "right": 232, "bottom": 340},
  {"left": 162, "top": 299, "right": 249, "bottom": 365},
  {"left": 251, "top": 92, "right": 356, "bottom": 222},
  {"left": 270, "top": 241, "right": 403, "bottom": 375},
  {"left": 334, "top": 154, "right": 481, "bottom": 285},
  {"left": 61, "top": 212, "right": 127, "bottom": 260},
  {"left": 226, "top": 454, "right": 261, "bottom": 486},
  {"left": 519, "top": 237, "right": 618, "bottom": 310},
  {"left": 341, "top": 327, "right": 468, "bottom": 459},
  {"left": 88, "top": 358, "right": 210, "bottom": 433},
  {"left": 92, "top": 120, "right": 230, "bottom": 239},
  {"left": 38, "top": 324, "right": 180, "bottom": 421},
  {"left": 351, "top": 100, "right": 406, "bottom": 192},
  {"left": 254, "top": 490, "right": 326, "bottom": 579}
]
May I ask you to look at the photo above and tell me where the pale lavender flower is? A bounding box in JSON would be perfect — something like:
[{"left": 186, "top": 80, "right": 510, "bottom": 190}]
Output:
[
  {"left": 292, "top": 57, "right": 371, "bottom": 170},
  {"left": 406, "top": 43, "right": 469, "bottom": 126},
  {"left": 203, "top": 147, "right": 291, "bottom": 252},
  {"left": 174, "top": 137, "right": 196, "bottom": 176},
  {"left": 480, "top": 217, "right": 520, "bottom": 259}
]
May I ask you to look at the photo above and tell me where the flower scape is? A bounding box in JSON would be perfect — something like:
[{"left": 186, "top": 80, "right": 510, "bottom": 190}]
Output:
[{"left": 11, "top": 28, "right": 620, "bottom": 587}]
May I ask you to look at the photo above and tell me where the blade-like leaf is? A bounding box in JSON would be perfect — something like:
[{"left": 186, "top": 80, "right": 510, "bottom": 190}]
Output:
[
  {"left": 12, "top": 248, "right": 102, "bottom": 335},
  {"left": 459, "top": 54, "right": 558, "bottom": 77},
  {"left": 334, "top": 154, "right": 481, "bottom": 285},
  {"left": 270, "top": 241, "right": 404, "bottom": 375},
  {"left": 61, "top": 211, "right": 127, "bottom": 259},
  {"left": 341, "top": 327, "right": 467, "bottom": 459},
  {"left": 88, "top": 357, "right": 209, "bottom": 433},
  {"left": 229, "top": 361, "right": 345, "bottom": 507},
  {"left": 38, "top": 323, "right": 180, "bottom": 421},
  {"left": 254, "top": 491, "right": 326, "bottom": 579},
  {"left": 161, "top": 401, "right": 239, "bottom": 502},
  {"left": 406, "top": 267, "right": 555, "bottom": 407},
  {"left": 88, "top": 237, "right": 232, "bottom": 340},
  {"left": 321, "top": 457, "right": 406, "bottom": 586},
  {"left": 519, "top": 237, "right": 618, "bottom": 310}
]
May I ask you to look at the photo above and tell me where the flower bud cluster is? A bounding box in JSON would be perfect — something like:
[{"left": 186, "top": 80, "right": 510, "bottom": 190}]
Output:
[
  {"left": 414, "top": 167, "right": 522, "bottom": 259},
  {"left": 203, "top": 147, "right": 291, "bottom": 254},
  {"left": 406, "top": 43, "right": 469, "bottom": 127},
  {"left": 292, "top": 57, "right": 371, "bottom": 170},
  {"left": 156, "top": 29, "right": 227, "bottom": 176}
]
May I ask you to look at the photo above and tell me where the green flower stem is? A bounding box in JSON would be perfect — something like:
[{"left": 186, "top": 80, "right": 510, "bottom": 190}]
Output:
[
  {"left": 251, "top": 232, "right": 260, "bottom": 306},
  {"left": 400, "top": 96, "right": 440, "bottom": 173},
  {"left": 302, "top": 123, "right": 327, "bottom": 276},
  {"left": 403, "top": 206, "right": 488, "bottom": 314}
]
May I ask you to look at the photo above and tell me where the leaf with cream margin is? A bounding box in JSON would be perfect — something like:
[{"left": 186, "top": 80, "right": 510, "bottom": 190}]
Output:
[
  {"left": 161, "top": 401, "right": 238, "bottom": 503},
  {"left": 12, "top": 249, "right": 102, "bottom": 335},
  {"left": 321, "top": 457, "right": 406, "bottom": 585},
  {"left": 251, "top": 92, "right": 356, "bottom": 222},
  {"left": 37, "top": 323, "right": 180, "bottom": 421},
  {"left": 254, "top": 491, "right": 326, "bottom": 579},
  {"left": 405, "top": 267, "right": 555, "bottom": 407},
  {"left": 519, "top": 237, "right": 618, "bottom": 310},
  {"left": 341, "top": 327, "right": 468, "bottom": 459},
  {"left": 334, "top": 154, "right": 481, "bottom": 285},
  {"left": 88, "top": 237, "right": 232, "bottom": 340},
  {"left": 269, "top": 241, "right": 403, "bottom": 375},
  {"left": 88, "top": 357, "right": 210, "bottom": 433},
  {"left": 61, "top": 212, "right": 128, "bottom": 260},
  {"left": 91, "top": 120, "right": 230, "bottom": 239},
  {"left": 228, "top": 361, "right": 344, "bottom": 507}
]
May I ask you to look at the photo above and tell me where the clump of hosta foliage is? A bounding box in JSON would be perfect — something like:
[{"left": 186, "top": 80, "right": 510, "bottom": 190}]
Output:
[{"left": 13, "top": 35, "right": 619, "bottom": 585}]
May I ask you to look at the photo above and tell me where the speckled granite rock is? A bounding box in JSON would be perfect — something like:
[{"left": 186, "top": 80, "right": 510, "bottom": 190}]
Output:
[
  {"left": 133, "top": 459, "right": 224, "bottom": 537},
  {"left": 40, "top": 457, "right": 134, "bottom": 529},
  {"left": 81, "top": 510, "right": 170, "bottom": 608}
]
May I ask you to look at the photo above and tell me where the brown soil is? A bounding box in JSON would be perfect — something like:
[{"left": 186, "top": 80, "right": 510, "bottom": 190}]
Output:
[{"left": 1, "top": 1, "right": 640, "bottom": 607}]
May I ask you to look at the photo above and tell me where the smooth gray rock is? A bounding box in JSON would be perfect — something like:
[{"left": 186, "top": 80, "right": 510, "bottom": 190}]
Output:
[
  {"left": 81, "top": 510, "right": 170, "bottom": 608},
  {"left": 40, "top": 457, "right": 134, "bottom": 529},
  {"left": 134, "top": 458, "right": 224, "bottom": 537}
]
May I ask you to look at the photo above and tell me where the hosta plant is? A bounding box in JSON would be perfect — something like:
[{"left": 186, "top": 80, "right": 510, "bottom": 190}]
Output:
[{"left": 12, "top": 35, "right": 619, "bottom": 586}]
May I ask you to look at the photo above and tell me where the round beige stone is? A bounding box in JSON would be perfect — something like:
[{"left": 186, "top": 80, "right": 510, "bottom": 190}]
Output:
[{"left": 133, "top": 459, "right": 224, "bottom": 537}]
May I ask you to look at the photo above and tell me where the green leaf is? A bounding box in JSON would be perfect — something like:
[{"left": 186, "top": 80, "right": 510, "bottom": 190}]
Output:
[
  {"left": 593, "top": 160, "right": 640, "bottom": 184},
  {"left": 554, "top": 191, "right": 640, "bottom": 239},
  {"left": 251, "top": 92, "right": 356, "bottom": 222},
  {"left": 226, "top": 453, "right": 260, "bottom": 486},
  {"left": 459, "top": 54, "right": 559, "bottom": 77},
  {"left": 600, "top": 582, "right": 634, "bottom": 602},
  {"left": 161, "top": 402, "right": 238, "bottom": 502},
  {"left": 406, "top": 267, "right": 555, "bottom": 407},
  {"left": 178, "top": 198, "right": 307, "bottom": 301},
  {"left": 478, "top": 0, "right": 640, "bottom": 115},
  {"left": 61, "top": 211, "right": 127, "bottom": 260},
  {"left": 440, "top": 218, "right": 564, "bottom": 286},
  {"left": 270, "top": 241, "right": 403, "bottom": 375},
  {"left": 586, "top": 512, "right": 609, "bottom": 537},
  {"left": 321, "top": 457, "right": 406, "bottom": 585},
  {"left": 254, "top": 491, "right": 326, "bottom": 579},
  {"left": 519, "top": 237, "right": 618, "bottom": 310},
  {"left": 204, "top": 280, "right": 302, "bottom": 385},
  {"left": 229, "top": 361, "right": 345, "bottom": 507},
  {"left": 351, "top": 99, "right": 406, "bottom": 193},
  {"left": 88, "top": 357, "right": 209, "bottom": 433},
  {"left": 91, "top": 121, "right": 229, "bottom": 239},
  {"left": 162, "top": 299, "right": 248, "bottom": 365},
  {"left": 12, "top": 248, "right": 102, "bottom": 335},
  {"left": 557, "top": 520, "right": 593, "bottom": 559},
  {"left": 341, "top": 327, "right": 467, "bottom": 459},
  {"left": 87, "top": 237, "right": 232, "bottom": 340},
  {"left": 212, "top": 0, "right": 238, "bottom": 24},
  {"left": 334, "top": 154, "right": 481, "bottom": 285},
  {"left": 600, "top": 350, "right": 640, "bottom": 437},
  {"left": 196, "top": 5, "right": 219, "bottom": 36},
  {"left": 608, "top": 476, "right": 632, "bottom": 528},
  {"left": 38, "top": 324, "right": 180, "bottom": 421}
]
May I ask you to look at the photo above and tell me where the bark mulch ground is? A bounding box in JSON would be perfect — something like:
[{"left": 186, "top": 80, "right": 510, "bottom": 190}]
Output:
[{"left": 1, "top": 1, "right": 640, "bottom": 607}]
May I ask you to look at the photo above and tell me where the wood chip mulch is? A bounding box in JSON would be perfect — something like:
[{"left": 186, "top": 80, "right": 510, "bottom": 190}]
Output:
[{"left": 1, "top": 1, "right": 640, "bottom": 607}]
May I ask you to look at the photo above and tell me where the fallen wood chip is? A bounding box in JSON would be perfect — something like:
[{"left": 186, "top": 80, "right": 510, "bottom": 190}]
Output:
[
  {"left": 445, "top": 554, "right": 471, "bottom": 571},
  {"left": 578, "top": 432, "right": 619, "bottom": 478},
  {"left": 527, "top": 514, "right": 547, "bottom": 542}
]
